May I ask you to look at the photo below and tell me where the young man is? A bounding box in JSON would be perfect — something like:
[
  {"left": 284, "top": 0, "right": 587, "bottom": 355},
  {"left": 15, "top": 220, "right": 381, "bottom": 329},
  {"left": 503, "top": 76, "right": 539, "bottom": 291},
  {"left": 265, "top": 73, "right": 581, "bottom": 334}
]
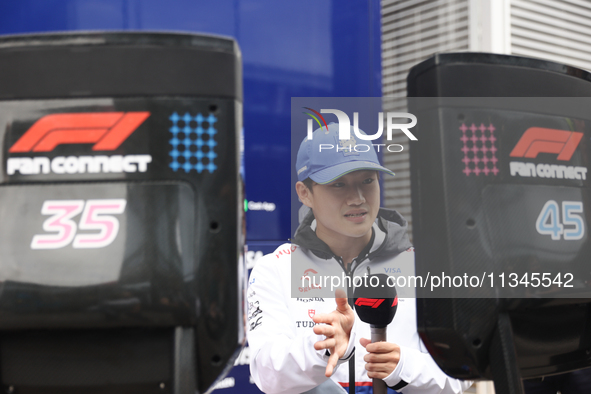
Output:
[{"left": 247, "top": 124, "right": 471, "bottom": 393}]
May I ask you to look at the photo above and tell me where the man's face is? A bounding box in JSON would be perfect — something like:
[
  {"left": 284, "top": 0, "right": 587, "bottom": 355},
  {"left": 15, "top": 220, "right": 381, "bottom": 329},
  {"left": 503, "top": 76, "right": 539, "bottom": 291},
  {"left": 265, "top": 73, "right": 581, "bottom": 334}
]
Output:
[{"left": 298, "top": 170, "right": 380, "bottom": 245}]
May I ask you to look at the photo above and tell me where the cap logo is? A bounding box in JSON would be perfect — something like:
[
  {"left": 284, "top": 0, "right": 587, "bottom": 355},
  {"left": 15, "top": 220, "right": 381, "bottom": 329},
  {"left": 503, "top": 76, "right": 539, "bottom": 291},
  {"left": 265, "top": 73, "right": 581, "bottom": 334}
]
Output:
[{"left": 335, "top": 135, "right": 359, "bottom": 157}]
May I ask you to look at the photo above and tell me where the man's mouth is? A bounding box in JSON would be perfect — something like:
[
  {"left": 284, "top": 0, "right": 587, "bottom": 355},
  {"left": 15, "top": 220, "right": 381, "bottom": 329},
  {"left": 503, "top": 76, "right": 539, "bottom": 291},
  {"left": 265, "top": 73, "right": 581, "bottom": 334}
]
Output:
[{"left": 344, "top": 212, "right": 367, "bottom": 218}]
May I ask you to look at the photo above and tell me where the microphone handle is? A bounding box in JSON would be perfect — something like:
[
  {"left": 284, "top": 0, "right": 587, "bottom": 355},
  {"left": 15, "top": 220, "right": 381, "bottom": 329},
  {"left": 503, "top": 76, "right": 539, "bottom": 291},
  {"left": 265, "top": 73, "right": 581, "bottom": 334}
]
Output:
[
  {"left": 370, "top": 326, "right": 387, "bottom": 394},
  {"left": 370, "top": 326, "right": 387, "bottom": 342}
]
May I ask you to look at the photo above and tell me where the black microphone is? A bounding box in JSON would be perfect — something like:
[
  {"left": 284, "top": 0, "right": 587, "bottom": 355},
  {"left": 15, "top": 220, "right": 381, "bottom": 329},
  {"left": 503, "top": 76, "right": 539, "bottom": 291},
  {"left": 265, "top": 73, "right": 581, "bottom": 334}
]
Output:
[{"left": 353, "top": 274, "right": 398, "bottom": 394}]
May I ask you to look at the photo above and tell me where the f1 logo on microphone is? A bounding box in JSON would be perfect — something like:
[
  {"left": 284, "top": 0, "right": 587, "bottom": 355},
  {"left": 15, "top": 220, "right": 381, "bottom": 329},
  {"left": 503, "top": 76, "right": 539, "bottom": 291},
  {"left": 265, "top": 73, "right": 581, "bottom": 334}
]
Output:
[
  {"left": 510, "top": 128, "right": 583, "bottom": 161},
  {"left": 355, "top": 298, "right": 385, "bottom": 308},
  {"left": 355, "top": 297, "right": 398, "bottom": 308},
  {"left": 9, "top": 112, "right": 150, "bottom": 153}
]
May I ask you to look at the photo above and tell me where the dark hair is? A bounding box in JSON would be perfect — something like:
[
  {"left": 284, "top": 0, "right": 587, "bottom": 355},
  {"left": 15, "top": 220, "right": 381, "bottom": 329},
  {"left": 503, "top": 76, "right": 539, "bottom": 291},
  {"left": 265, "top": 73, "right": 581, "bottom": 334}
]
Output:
[{"left": 302, "top": 177, "right": 316, "bottom": 192}]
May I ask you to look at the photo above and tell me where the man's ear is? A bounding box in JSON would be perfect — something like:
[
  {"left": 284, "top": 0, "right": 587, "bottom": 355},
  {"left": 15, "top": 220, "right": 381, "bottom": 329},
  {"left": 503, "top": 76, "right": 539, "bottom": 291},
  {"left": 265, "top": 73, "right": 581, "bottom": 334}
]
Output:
[{"left": 295, "top": 181, "right": 313, "bottom": 208}]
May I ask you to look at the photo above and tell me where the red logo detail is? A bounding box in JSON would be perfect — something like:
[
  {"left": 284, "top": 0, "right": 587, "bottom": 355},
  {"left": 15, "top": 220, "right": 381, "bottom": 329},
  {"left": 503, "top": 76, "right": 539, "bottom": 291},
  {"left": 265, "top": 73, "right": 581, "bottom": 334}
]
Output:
[
  {"left": 308, "top": 309, "right": 315, "bottom": 318},
  {"left": 303, "top": 269, "right": 318, "bottom": 276},
  {"left": 9, "top": 112, "right": 150, "bottom": 153},
  {"left": 275, "top": 245, "right": 298, "bottom": 258},
  {"left": 510, "top": 128, "right": 583, "bottom": 161},
  {"left": 338, "top": 382, "right": 373, "bottom": 388},
  {"left": 354, "top": 298, "right": 385, "bottom": 308},
  {"left": 392, "top": 296, "right": 398, "bottom": 307}
]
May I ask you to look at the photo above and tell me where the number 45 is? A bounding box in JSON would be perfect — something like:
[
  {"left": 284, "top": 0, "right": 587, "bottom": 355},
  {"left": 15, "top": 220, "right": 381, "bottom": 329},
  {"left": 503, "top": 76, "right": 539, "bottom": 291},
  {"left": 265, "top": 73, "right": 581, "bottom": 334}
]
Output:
[
  {"left": 536, "top": 200, "right": 585, "bottom": 241},
  {"left": 31, "top": 199, "right": 126, "bottom": 250}
]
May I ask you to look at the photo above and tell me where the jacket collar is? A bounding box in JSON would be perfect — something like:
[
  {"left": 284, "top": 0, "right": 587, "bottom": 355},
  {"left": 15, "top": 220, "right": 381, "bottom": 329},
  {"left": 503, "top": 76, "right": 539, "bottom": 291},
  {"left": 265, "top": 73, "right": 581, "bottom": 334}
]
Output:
[{"left": 292, "top": 207, "right": 412, "bottom": 261}]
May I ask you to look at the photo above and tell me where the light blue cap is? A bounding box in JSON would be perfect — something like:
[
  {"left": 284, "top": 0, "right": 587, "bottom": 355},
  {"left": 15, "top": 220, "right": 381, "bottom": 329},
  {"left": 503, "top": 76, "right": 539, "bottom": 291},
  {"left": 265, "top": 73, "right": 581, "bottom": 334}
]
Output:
[{"left": 296, "top": 123, "right": 395, "bottom": 184}]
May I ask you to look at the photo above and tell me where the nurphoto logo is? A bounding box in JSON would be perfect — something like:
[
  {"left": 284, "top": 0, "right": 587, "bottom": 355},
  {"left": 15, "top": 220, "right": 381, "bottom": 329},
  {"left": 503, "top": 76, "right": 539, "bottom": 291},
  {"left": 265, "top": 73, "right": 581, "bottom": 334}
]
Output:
[{"left": 303, "top": 107, "right": 417, "bottom": 153}]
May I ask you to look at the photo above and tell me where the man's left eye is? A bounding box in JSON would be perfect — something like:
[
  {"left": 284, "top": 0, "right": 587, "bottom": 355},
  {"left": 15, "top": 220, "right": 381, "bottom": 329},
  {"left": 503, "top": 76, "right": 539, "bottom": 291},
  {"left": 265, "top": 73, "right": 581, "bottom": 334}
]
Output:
[{"left": 362, "top": 178, "right": 374, "bottom": 184}]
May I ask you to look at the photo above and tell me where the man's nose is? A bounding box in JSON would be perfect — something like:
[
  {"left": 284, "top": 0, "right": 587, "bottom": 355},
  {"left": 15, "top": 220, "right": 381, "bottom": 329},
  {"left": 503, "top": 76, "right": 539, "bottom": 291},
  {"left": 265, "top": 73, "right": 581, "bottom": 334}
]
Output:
[{"left": 347, "top": 186, "right": 365, "bottom": 205}]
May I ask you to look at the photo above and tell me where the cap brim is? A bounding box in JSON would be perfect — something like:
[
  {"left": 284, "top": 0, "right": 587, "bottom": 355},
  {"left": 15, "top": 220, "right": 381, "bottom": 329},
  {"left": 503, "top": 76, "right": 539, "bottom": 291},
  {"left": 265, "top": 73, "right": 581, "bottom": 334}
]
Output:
[{"left": 309, "top": 160, "right": 395, "bottom": 184}]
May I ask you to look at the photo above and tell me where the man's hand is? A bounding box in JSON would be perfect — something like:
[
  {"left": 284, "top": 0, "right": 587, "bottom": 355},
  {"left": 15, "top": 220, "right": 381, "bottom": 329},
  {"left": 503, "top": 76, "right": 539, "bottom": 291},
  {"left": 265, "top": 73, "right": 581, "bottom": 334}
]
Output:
[
  {"left": 312, "top": 289, "right": 355, "bottom": 377},
  {"left": 359, "top": 338, "right": 400, "bottom": 379}
]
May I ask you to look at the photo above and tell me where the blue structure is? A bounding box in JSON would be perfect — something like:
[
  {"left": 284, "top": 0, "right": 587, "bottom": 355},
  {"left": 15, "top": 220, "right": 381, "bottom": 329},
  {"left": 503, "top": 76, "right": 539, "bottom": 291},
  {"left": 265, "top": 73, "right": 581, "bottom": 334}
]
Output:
[{"left": 0, "top": 1, "right": 381, "bottom": 392}]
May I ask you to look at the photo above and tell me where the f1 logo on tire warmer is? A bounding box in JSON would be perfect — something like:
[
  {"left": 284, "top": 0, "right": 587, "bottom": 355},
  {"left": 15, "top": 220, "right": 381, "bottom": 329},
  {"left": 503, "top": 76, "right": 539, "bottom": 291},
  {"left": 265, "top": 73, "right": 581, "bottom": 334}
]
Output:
[
  {"left": 509, "top": 127, "right": 583, "bottom": 161},
  {"left": 6, "top": 112, "right": 152, "bottom": 176},
  {"left": 509, "top": 127, "right": 588, "bottom": 180}
]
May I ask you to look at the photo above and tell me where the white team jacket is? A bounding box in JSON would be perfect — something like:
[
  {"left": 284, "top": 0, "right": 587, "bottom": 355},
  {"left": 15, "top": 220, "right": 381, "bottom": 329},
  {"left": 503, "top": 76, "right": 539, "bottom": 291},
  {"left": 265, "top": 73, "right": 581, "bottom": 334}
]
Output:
[{"left": 247, "top": 209, "right": 472, "bottom": 394}]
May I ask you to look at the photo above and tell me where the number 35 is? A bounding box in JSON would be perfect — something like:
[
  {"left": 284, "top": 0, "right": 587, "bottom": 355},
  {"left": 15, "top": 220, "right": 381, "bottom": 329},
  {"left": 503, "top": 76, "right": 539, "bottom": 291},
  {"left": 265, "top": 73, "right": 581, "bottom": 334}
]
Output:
[{"left": 31, "top": 199, "right": 126, "bottom": 249}]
